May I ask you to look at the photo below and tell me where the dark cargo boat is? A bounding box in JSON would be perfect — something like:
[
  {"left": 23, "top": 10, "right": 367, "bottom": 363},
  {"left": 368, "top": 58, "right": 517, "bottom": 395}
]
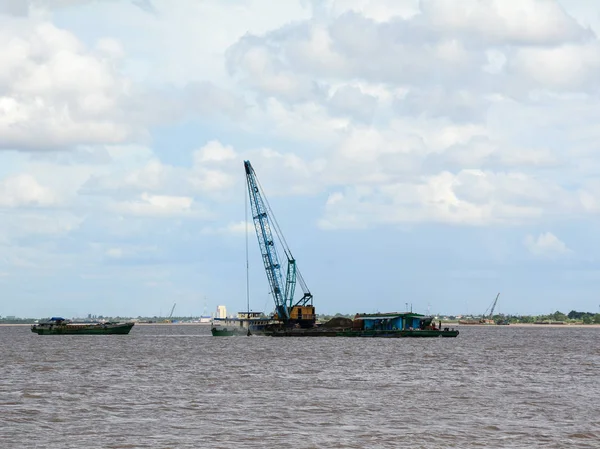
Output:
[{"left": 31, "top": 317, "right": 135, "bottom": 335}]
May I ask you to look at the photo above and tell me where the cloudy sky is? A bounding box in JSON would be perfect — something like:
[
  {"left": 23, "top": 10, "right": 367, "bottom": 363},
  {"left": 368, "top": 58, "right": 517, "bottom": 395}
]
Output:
[{"left": 2, "top": 0, "right": 600, "bottom": 318}]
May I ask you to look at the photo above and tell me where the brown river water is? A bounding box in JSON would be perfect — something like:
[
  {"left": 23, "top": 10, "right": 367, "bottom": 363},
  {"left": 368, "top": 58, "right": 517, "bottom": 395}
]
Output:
[{"left": 1, "top": 324, "right": 598, "bottom": 448}]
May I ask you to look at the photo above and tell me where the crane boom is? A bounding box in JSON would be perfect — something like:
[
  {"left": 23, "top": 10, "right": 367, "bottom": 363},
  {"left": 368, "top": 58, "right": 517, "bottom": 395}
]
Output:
[
  {"left": 487, "top": 293, "right": 500, "bottom": 319},
  {"left": 244, "top": 160, "right": 314, "bottom": 325}
]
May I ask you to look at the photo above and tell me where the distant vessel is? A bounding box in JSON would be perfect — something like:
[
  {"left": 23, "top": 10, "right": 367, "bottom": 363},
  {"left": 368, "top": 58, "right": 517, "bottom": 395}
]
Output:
[
  {"left": 458, "top": 293, "right": 502, "bottom": 325},
  {"left": 458, "top": 319, "right": 495, "bottom": 325},
  {"left": 31, "top": 317, "right": 134, "bottom": 335}
]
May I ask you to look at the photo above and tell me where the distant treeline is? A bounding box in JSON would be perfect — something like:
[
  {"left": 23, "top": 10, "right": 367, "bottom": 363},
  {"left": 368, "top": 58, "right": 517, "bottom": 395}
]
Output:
[
  {"left": 316, "top": 310, "right": 600, "bottom": 325},
  {"left": 567, "top": 310, "right": 597, "bottom": 319},
  {"left": 2, "top": 310, "right": 600, "bottom": 325}
]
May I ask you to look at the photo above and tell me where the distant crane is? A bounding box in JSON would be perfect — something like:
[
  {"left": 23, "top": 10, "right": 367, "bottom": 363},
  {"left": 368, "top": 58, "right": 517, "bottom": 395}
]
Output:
[
  {"left": 163, "top": 303, "right": 176, "bottom": 323},
  {"left": 484, "top": 293, "right": 500, "bottom": 319},
  {"left": 244, "top": 160, "right": 314, "bottom": 327}
]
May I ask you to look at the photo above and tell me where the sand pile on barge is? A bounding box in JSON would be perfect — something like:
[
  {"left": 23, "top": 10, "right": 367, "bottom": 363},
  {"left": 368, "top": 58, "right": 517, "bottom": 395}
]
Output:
[{"left": 321, "top": 317, "right": 353, "bottom": 328}]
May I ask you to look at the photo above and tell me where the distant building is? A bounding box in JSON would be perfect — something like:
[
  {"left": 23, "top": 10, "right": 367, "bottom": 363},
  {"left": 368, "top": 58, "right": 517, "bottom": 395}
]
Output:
[{"left": 216, "top": 305, "right": 227, "bottom": 319}]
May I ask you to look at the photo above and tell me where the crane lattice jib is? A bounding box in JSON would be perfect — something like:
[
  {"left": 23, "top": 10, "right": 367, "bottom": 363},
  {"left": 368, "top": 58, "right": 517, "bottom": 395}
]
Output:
[
  {"left": 488, "top": 293, "right": 500, "bottom": 318},
  {"left": 244, "top": 161, "right": 290, "bottom": 321}
]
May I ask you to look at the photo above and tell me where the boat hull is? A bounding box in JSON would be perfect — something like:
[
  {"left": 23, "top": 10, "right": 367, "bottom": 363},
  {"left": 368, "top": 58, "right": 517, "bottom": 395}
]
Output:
[
  {"left": 31, "top": 322, "right": 135, "bottom": 335},
  {"left": 211, "top": 327, "right": 250, "bottom": 336},
  {"left": 337, "top": 329, "right": 459, "bottom": 338},
  {"left": 262, "top": 328, "right": 459, "bottom": 338}
]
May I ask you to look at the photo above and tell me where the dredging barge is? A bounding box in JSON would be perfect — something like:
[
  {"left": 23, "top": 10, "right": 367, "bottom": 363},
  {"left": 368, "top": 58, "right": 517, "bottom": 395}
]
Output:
[
  {"left": 265, "top": 313, "right": 458, "bottom": 337},
  {"left": 221, "top": 160, "right": 459, "bottom": 338},
  {"left": 213, "top": 311, "right": 458, "bottom": 338}
]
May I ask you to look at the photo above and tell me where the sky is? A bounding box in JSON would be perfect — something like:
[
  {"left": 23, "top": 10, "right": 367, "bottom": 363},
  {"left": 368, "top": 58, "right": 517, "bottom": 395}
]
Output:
[{"left": 2, "top": 0, "right": 600, "bottom": 318}]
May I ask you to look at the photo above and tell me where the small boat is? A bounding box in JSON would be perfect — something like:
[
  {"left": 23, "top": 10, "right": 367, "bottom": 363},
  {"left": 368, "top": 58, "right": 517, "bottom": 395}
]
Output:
[{"left": 31, "top": 317, "right": 135, "bottom": 335}]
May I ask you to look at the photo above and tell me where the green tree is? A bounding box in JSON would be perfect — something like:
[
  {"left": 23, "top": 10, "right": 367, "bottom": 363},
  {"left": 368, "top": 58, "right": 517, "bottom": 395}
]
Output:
[{"left": 594, "top": 314, "right": 600, "bottom": 324}]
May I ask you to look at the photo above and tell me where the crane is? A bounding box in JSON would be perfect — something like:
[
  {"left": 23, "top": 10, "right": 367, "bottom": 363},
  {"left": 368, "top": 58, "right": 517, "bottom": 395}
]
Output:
[
  {"left": 244, "top": 160, "right": 315, "bottom": 327},
  {"left": 484, "top": 293, "right": 500, "bottom": 319},
  {"left": 163, "top": 303, "right": 176, "bottom": 323}
]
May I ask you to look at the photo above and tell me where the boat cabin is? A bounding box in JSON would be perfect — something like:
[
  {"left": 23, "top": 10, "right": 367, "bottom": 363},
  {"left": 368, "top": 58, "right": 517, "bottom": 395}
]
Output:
[
  {"left": 213, "top": 312, "right": 272, "bottom": 331},
  {"left": 353, "top": 312, "right": 437, "bottom": 331}
]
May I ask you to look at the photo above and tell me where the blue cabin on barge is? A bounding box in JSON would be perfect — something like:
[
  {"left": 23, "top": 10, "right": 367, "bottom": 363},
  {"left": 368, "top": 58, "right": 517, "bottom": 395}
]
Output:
[{"left": 354, "top": 312, "right": 437, "bottom": 331}]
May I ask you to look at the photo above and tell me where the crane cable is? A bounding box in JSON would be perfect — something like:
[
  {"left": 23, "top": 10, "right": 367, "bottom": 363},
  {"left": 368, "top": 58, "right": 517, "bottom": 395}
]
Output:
[
  {"left": 253, "top": 172, "right": 292, "bottom": 260},
  {"left": 245, "top": 180, "right": 250, "bottom": 321}
]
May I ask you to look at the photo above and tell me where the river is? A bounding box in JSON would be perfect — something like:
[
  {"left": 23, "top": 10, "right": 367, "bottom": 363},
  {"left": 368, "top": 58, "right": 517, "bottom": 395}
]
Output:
[{"left": 1, "top": 324, "right": 598, "bottom": 448}]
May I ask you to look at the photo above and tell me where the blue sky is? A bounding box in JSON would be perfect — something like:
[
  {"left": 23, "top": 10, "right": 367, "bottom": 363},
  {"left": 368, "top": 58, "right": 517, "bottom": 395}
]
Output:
[{"left": 2, "top": 0, "right": 600, "bottom": 318}]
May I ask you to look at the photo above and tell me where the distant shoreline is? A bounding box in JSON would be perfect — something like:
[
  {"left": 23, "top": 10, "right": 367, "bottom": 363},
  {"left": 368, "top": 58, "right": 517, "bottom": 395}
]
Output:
[
  {"left": 452, "top": 323, "right": 600, "bottom": 328},
  {"left": 0, "top": 322, "right": 213, "bottom": 327}
]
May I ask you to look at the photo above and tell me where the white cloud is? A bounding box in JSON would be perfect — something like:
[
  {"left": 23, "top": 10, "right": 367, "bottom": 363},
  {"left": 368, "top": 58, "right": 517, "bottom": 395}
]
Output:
[
  {"left": 0, "top": 0, "right": 154, "bottom": 16},
  {"left": 319, "top": 168, "right": 582, "bottom": 229},
  {"left": 0, "top": 19, "right": 135, "bottom": 150},
  {"left": 327, "top": 85, "right": 378, "bottom": 123},
  {"left": 226, "top": 0, "right": 592, "bottom": 105},
  {"left": 0, "top": 174, "right": 58, "bottom": 207},
  {"left": 243, "top": 148, "right": 327, "bottom": 196},
  {"left": 311, "top": 0, "right": 421, "bottom": 22},
  {"left": 82, "top": 159, "right": 182, "bottom": 195},
  {"left": 508, "top": 42, "right": 600, "bottom": 91},
  {"left": 201, "top": 220, "right": 251, "bottom": 236},
  {"left": 228, "top": 15, "right": 483, "bottom": 93},
  {"left": 243, "top": 98, "right": 350, "bottom": 146},
  {"left": 421, "top": 0, "right": 590, "bottom": 45},
  {"left": 110, "top": 193, "right": 195, "bottom": 217},
  {"left": 395, "top": 87, "right": 490, "bottom": 123},
  {"left": 104, "top": 245, "right": 157, "bottom": 260},
  {"left": 193, "top": 141, "right": 237, "bottom": 164},
  {"left": 81, "top": 141, "right": 238, "bottom": 198},
  {"left": 105, "top": 247, "right": 124, "bottom": 259},
  {"left": 0, "top": 210, "right": 82, "bottom": 245},
  {"left": 0, "top": 10, "right": 247, "bottom": 152},
  {"left": 524, "top": 232, "right": 572, "bottom": 258}
]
